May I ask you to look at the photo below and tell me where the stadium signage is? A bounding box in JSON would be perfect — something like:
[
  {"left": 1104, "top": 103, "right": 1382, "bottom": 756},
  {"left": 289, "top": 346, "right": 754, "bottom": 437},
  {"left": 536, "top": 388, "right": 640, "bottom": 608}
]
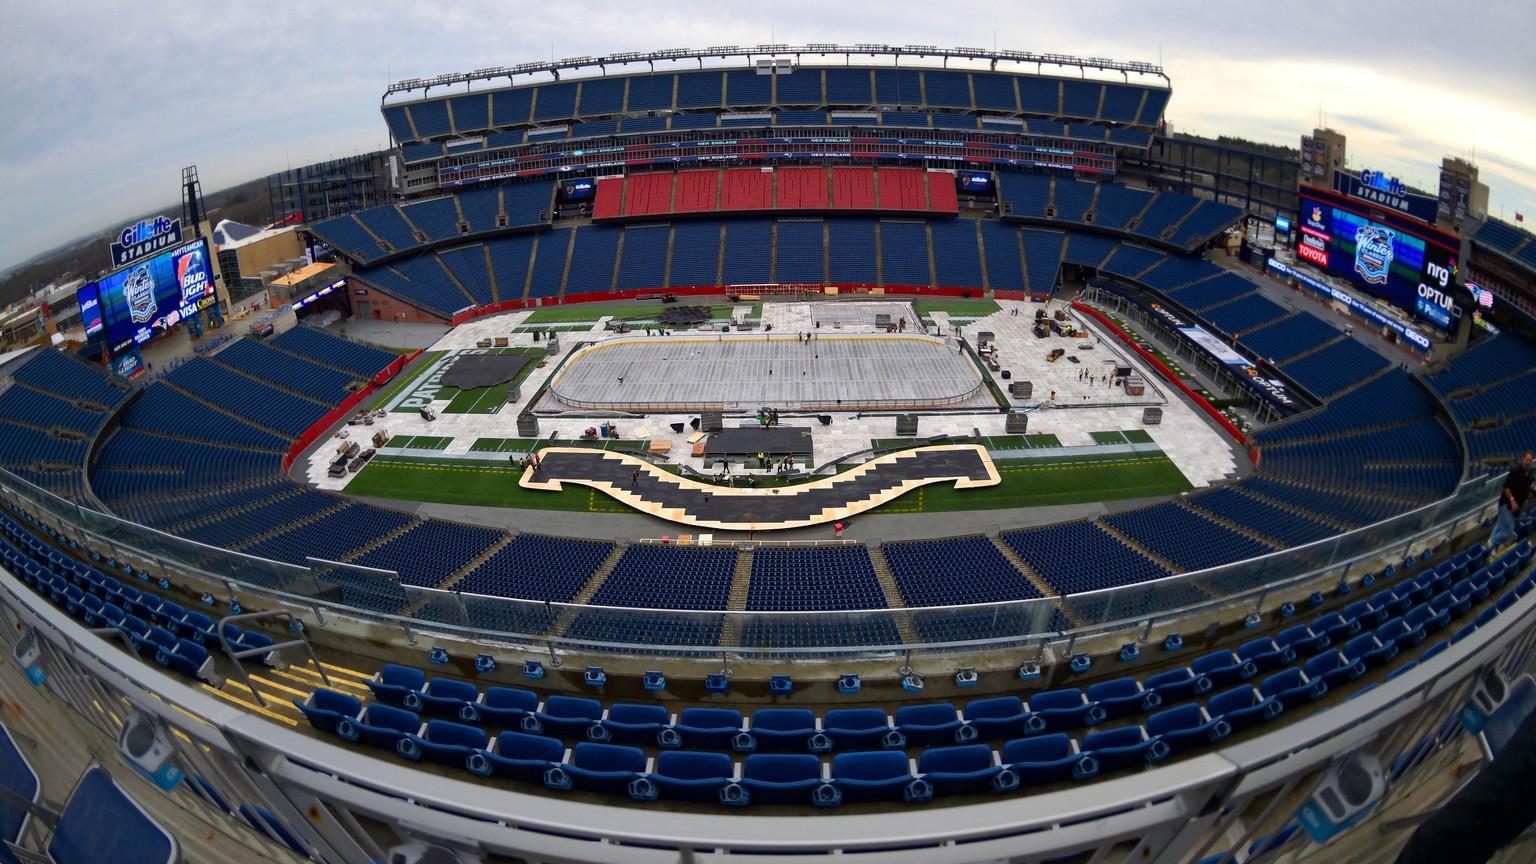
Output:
[
  {"left": 109, "top": 216, "right": 182, "bottom": 267},
  {"left": 112, "top": 350, "right": 142, "bottom": 379},
  {"left": 1330, "top": 169, "right": 1439, "bottom": 224},
  {"left": 79, "top": 294, "right": 102, "bottom": 336},
  {"left": 1358, "top": 169, "right": 1405, "bottom": 197},
  {"left": 1266, "top": 259, "right": 1433, "bottom": 351},
  {"left": 1296, "top": 240, "right": 1329, "bottom": 267},
  {"left": 1353, "top": 225, "right": 1395, "bottom": 285}
]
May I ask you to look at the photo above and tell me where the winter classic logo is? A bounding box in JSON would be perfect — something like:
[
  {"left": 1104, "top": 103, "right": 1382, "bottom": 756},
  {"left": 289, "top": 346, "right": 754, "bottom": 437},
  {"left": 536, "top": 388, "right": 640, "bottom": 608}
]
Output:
[
  {"left": 1354, "top": 224, "right": 1395, "bottom": 285},
  {"left": 125, "top": 265, "right": 157, "bottom": 323}
]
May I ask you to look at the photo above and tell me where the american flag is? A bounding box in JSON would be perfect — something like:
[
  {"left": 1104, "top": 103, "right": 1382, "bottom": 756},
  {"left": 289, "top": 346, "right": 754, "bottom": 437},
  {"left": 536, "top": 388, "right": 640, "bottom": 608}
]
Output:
[{"left": 1480, "top": 289, "right": 1495, "bottom": 308}]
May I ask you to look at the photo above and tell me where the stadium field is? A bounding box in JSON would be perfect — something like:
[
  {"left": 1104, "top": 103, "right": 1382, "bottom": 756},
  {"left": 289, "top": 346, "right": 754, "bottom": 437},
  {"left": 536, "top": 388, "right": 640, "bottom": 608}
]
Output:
[{"left": 346, "top": 443, "right": 1188, "bottom": 514}]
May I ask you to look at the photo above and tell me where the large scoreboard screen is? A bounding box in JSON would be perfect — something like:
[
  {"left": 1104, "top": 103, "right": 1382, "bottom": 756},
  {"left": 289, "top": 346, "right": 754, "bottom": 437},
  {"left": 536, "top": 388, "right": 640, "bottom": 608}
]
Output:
[
  {"left": 1295, "top": 196, "right": 1459, "bottom": 331},
  {"left": 78, "top": 237, "right": 216, "bottom": 354}
]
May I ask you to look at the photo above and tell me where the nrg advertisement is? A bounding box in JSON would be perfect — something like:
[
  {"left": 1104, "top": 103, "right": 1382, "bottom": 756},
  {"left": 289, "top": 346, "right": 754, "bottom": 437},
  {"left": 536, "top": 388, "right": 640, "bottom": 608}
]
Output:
[
  {"left": 78, "top": 237, "right": 216, "bottom": 355},
  {"left": 1294, "top": 196, "right": 1459, "bottom": 331}
]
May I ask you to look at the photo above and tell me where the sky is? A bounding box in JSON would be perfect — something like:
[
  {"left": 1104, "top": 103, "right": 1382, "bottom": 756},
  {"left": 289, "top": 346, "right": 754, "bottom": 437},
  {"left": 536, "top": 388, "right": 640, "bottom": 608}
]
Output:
[{"left": 2, "top": 0, "right": 1533, "bottom": 275}]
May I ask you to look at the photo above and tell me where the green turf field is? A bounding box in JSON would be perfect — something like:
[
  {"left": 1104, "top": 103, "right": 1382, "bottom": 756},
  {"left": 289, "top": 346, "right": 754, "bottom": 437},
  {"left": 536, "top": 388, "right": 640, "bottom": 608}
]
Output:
[
  {"left": 346, "top": 439, "right": 1190, "bottom": 517},
  {"left": 912, "top": 299, "right": 1001, "bottom": 319},
  {"left": 386, "top": 435, "right": 453, "bottom": 450},
  {"left": 467, "top": 437, "right": 647, "bottom": 453},
  {"left": 865, "top": 453, "right": 1192, "bottom": 515}
]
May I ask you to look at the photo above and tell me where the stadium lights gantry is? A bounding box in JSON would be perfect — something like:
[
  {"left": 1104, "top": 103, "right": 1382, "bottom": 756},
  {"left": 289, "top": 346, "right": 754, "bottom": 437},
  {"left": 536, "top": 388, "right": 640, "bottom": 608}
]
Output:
[{"left": 383, "top": 44, "right": 1168, "bottom": 100}]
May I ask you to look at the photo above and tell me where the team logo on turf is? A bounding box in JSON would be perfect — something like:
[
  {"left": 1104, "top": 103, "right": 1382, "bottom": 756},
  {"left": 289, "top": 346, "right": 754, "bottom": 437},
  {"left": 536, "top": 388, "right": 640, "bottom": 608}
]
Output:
[
  {"left": 1354, "top": 225, "right": 1394, "bottom": 285},
  {"left": 125, "top": 265, "right": 157, "bottom": 324}
]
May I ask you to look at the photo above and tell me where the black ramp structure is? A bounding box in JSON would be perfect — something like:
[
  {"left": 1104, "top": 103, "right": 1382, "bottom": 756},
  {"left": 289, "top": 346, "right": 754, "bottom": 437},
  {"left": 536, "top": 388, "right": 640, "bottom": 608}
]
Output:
[
  {"left": 702, "top": 427, "right": 814, "bottom": 458},
  {"left": 440, "top": 354, "right": 532, "bottom": 390}
]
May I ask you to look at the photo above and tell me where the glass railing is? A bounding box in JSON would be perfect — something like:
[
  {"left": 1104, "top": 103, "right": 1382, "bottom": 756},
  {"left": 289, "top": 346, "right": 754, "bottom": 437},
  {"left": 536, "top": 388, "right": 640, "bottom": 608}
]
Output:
[{"left": 0, "top": 465, "right": 1499, "bottom": 662}]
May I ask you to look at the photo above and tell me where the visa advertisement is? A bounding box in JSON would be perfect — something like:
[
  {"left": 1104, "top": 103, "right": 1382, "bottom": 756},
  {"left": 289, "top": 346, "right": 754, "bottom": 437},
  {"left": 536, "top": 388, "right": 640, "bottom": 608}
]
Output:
[
  {"left": 80, "top": 237, "right": 216, "bottom": 354},
  {"left": 1295, "top": 196, "right": 1459, "bottom": 332}
]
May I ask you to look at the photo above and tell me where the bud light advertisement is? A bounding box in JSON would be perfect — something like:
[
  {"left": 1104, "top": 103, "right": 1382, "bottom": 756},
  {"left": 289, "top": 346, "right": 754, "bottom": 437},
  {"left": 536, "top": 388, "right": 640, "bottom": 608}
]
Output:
[{"left": 89, "top": 237, "right": 216, "bottom": 351}]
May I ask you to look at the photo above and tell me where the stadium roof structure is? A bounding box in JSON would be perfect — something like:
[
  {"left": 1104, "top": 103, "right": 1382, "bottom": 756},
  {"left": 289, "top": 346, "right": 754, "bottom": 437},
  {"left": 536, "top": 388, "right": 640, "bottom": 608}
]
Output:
[{"left": 383, "top": 43, "right": 1169, "bottom": 100}]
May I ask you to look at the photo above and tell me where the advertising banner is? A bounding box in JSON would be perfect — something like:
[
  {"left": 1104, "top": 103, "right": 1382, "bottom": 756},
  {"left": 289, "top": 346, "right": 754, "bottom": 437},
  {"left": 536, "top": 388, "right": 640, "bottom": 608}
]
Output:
[
  {"left": 1266, "top": 258, "right": 1433, "bottom": 352},
  {"left": 1296, "top": 196, "right": 1459, "bottom": 332},
  {"left": 85, "top": 237, "right": 216, "bottom": 353}
]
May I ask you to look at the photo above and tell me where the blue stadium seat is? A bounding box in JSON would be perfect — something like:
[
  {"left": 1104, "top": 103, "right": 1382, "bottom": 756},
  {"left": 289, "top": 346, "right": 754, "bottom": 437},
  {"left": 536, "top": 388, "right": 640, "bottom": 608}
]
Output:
[
  {"left": 918, "top": 744, "right": 1008, "bottom": 797},
  {"left": 1001, "top": 733, "right": 1098, "bottom": 785},
  {"left": 894, "top": 703, "right": 972, "bottom": 746},
  {"left": 1146, "top": 703, "right": 1230, "bottom": 755},
  {"left": 663, "top": 707, "right": 744, "bottom": 751},
  {"left": 339, "top": 704, "right": 421, "bottom": 751},
  {"left": 742, "top": 708, "right": 821, "bottom": 753},
  {"left": 1259, "top": 667, "right": 1327, "bottom": 712},
  {"left": 467, "top": 730, "right": 565, "bottom": 783},
  {"left": 596, "top": 703, "right": 671, "bottom": 745},
  {"left": 1080, "top": 725, "right": 1167, "bottom": 771},
  {"left": 822, "top": 708, "right": 900, "bottom": 751},
  {"left": 1302, "top": 651, "right": 1366, "bottom": 690},
  {"left": 399, "top": 719, "right": 489, "bottom": 767},
  {"left": 1023, "top": 688, "right": 1105, "bottom": 733},
  {"left": 413, "top": 678, "right": 479, "bottom": 716},
  {"left": 1145, "top": 667, "right": 1213, "bottom": 701},
  {"left": 741, "top": 753, "right": 824, "bottom": 805},
  {"left": 528, "top": 695, "right": 604, "bottom": 740},
  {"left": 1086, "top": 677, "right": 1161, "bottom": 720},
  {"left": 46, "top": 766, "right": 177, "bottom": 864},
  {"left": 367, "top": 664, "right": 426, "bottom": 706},
  {"left": 649, "top": 750, "right": 736, "bottom": 803},
  {"left": 1236, "top": 636, "right": 1296, "bottom": 673},
  {"left": 1207, "top": 685, "right": 1283, "bottom": 733},
  {"left": 553, "top": 742, "right": 648, "bottom": 797},
  {"left": 830, "top": 750, "right": 924, "bottom": 803},
  {"left": 463, "top": 685, "right": 539, "bottom": 726},
  {"left": 294, "top": 689, "right": 363, "bottom": 736},
  {"left": 962, "top": 695, "right": 1028, "bottom": 741}
]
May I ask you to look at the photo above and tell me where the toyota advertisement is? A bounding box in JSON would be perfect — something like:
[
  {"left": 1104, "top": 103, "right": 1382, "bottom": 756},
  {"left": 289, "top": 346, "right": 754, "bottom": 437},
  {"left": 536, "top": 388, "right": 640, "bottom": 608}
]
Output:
[
  {"left": 1294, "top": 196, "right": 1459, "bottom": 332},
  {"left": 78, "top": 237, "right": 216, "bottom": 355}
]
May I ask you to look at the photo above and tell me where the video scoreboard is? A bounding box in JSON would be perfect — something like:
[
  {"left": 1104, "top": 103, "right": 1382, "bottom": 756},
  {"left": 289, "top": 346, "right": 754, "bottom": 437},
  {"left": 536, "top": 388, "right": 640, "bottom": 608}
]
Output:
[{"left": 77, "top": 237, "right": 217, "bottom": 355}]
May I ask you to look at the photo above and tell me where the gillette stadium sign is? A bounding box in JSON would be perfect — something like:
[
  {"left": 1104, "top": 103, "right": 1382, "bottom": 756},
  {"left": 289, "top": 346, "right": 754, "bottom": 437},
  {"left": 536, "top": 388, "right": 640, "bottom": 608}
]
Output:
[
  {"left": 1330, "top": 170, "right": 1438, "bottom": 224},
  {"left": 109, "top": 216, "right": 183, "bottom": 267}
]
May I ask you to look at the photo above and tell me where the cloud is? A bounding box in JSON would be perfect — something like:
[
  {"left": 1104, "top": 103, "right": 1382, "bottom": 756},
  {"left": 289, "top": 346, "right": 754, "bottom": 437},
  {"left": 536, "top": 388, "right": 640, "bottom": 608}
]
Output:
[{"left": 2, "top": 0, "right": 1534, "bottom": 272}]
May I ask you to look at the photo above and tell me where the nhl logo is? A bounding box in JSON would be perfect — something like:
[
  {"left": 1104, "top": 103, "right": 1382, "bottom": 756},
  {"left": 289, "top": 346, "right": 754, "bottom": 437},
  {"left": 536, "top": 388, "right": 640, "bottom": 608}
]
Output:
[
  {"left": 1354, "top": 225, "right": 1395, "bottom": 285},
  {"left": 125, "top": 265, "right": 157, "bottom": 324}
]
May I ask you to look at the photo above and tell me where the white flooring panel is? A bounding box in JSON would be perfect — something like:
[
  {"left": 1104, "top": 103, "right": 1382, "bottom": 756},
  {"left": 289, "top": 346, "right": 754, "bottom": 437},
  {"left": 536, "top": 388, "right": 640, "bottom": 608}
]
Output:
[{"left": 306, "top": 301, "right": 1239, "bottom": 494}]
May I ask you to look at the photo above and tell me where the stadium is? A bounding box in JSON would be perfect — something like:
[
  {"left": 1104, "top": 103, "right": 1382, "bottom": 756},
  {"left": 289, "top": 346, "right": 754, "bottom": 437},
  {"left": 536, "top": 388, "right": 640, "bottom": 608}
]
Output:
[{"left": 1, "top": 43, "right": 1536, "bottom": 864}]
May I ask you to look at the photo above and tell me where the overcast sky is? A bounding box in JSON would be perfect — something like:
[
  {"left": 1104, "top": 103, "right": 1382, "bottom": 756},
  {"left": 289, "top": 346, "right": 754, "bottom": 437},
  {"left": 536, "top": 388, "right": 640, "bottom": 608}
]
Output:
[{"left": 2, "top": 0, "right": 1533, "bottom": 276}]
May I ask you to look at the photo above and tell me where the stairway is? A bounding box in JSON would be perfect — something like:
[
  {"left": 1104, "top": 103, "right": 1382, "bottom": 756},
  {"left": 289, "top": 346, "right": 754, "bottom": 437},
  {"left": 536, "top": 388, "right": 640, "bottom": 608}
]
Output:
[
  {"left": 165, "top": 487, "right": 300, "bottom": 535},
  {"left": 1094, "top": 520, "right": 1182, "bottom": 574},
  {"left": 867, "top": 545, "right": 918, "bottom": 643},
  {"left": 720, "top": 550, "right": 755, "bottom": 645},
  {"left": 434, "top": 534, "right": 517, "bottom": 593},
  {"left": 230, "top": 501, "right": 350, "bottom": 552},
  {"left": 549, "top": 544, "right": 628, "bottom": 638},
  {"left": 1177, "top": 501, "right": 1285, "bottom": 550},
  {"left": 339, "top": 519, "right": 425, "bottom": 564}
]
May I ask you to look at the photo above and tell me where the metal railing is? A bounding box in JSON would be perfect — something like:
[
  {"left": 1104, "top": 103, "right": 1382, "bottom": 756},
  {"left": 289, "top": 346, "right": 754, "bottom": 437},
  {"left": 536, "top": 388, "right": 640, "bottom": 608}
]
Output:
[
  {"left": 0, "top": 464, "right": 1500, "bottom": 664},
  {"left": 2, "top": 534, "right": 1533, "bottom": 863}
]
